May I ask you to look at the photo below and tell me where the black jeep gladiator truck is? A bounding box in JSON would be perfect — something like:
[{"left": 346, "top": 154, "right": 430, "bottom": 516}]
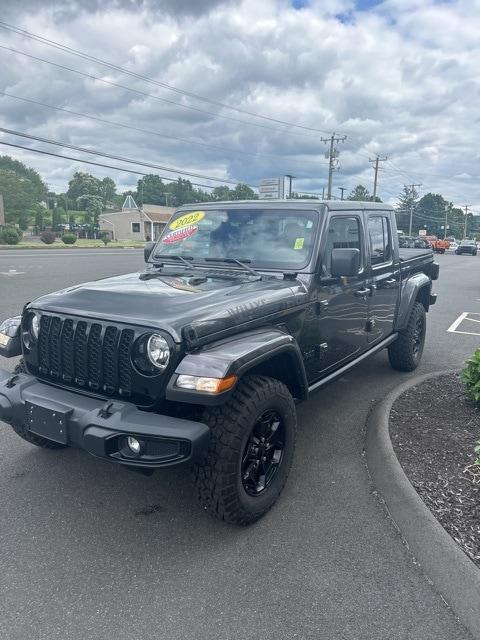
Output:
[{"left": 0, "top": 201, "right": 438, "bottom": 525}]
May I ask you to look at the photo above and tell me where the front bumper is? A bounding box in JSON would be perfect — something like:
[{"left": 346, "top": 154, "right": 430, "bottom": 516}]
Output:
[{"left": 0, "top": 369, "right": 210, "bottom": 469}]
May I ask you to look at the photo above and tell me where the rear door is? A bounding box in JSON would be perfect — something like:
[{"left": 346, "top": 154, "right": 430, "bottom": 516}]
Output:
[
  {"left": 313, "top": 213, "right": 370, "bottom": 375},
  {"left": 365, "top": 213, "right": 400, "bottom": 344}
]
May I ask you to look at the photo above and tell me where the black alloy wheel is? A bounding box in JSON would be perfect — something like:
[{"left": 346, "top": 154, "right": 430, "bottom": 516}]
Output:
[
  {"left": 388, "top": 302, "right": 426, "bottom": 372},
  {"left": 193, "top": 375, "right": 297, "bottom": 525},
  {"left": 412, "top": 314, "right": 425, "bottom": 357},
  {"left": 241, "top": 410, "right": 285, "bottom": 496}
]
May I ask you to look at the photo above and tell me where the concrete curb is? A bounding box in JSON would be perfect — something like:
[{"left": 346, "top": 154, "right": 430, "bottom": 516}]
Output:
[{"left": 366, "top": 370, "right": 480, "bottom": 640}]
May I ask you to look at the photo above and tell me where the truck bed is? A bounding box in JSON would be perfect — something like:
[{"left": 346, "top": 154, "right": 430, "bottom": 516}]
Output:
[{"left": 399, "top": 247, "right": 437, "bottom": 279}]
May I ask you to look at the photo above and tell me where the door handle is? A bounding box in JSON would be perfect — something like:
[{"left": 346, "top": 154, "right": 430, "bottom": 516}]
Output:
[
  {"left": 354, "top": 287, "right": 371, "bottom": 297},
  {"left": 384, "top": 278, "right": 397, "bottom": 285}
]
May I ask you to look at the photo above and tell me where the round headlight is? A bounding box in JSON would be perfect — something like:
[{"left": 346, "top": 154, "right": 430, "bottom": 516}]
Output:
[
  {"left": 146, "top": 334, "right": 170, "bottom": 370},
  {"left": 31, "top": 313, "right": 40, "bottom": 341}
]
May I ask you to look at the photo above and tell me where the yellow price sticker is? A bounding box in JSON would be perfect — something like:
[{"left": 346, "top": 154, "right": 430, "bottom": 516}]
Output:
[
  {"left": 170, "top": 211, "right": 205, "bottom": 230},
  {"left": 294, "top": 237, "right": 304, "bottom": 250}
]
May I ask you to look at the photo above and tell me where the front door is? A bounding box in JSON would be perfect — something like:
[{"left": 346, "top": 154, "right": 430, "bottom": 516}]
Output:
[
  {"left": 365, "top": 213, "right": 400, "bottom": 344},
  {"left": 313, "top": 214, "right": 370, "bottom": 377}
]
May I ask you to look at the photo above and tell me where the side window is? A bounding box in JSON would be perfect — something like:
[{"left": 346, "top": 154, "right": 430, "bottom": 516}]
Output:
[
  {"left": 323, "top": 216, "right": 362, "bottom": 273},
  {"left": 131, "top": 222, "right": 141, "bottom": 233},
  {"left": 368, "top": 216, "right": 391, "bottom": 265}
]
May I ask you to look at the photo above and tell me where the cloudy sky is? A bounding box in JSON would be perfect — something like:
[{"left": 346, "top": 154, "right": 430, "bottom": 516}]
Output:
[{"left": 0, "top": 0, "right": 479, "bottom": 208}]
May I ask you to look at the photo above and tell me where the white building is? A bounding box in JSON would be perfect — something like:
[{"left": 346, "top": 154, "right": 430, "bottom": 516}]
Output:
[{"left": 99, "top": 196, "right": 175, "bottom": 241}]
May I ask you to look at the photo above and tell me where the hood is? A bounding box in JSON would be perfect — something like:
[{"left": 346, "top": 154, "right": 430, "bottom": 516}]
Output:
[{"left": 29, "top": 271, "right": 308, "bottom": 343}]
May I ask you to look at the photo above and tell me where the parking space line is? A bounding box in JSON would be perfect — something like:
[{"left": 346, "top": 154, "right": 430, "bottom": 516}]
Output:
[
  {"left": 447, "top": 312, "right": 480, "bottom": 336},
  {"left": 447, "top": 312, "right": 469, "bottom": 333}
]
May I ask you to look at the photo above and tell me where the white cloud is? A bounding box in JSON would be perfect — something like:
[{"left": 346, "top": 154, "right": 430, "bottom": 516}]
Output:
[{"left": 0, "top": 0, "right": 479, "bottom": 208}]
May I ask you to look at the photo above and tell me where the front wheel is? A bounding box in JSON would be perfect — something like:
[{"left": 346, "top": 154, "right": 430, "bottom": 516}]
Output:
[
  {"left": 193, "top": 375, "right": 296, "bottom": 525},
  {"left": 388, "top": 302, "right": 426, "bottom": 372}
]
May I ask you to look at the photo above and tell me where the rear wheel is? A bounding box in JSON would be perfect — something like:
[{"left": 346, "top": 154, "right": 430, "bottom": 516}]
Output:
[
  {"left": 388, "top": 302, "right": 426, "bottom": 372},
  {"left": 193, "top": 375, "right": 296, "bottom": 525}
]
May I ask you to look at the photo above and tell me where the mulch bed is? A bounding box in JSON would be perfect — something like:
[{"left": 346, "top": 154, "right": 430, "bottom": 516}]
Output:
[{"left": 390, "top": 372, "right": 480, "bottom": 568}]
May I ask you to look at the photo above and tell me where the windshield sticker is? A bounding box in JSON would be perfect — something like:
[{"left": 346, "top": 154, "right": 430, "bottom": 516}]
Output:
[
  {"left": 162, "top": 225, "right": 198, "bottom": 244},
  {"left": 294, "top": 238, "right": 305, "bottom": 250},
  {"left": 169, "top": 211, "right": 205, "bottom": 231}
]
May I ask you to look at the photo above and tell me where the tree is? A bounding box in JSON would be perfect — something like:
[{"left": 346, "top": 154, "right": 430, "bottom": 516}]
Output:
[
  {"left": 137, "top": 175, "right": 166, "bottom": 205},
  {"left": 101, "top": 177, "right": 116, "bottom": 203},
  {"left": 52, "top": 206, "right": 66, "bottom": 230},
  {"left": 229, "top": 183, "right": 258, "bottom": 200},
  {"left": 211, "top": 186, "right": 231, "bottom": 201},
  {"left": 76, "top": 194, "right": 104, "bottom": 224},
  {"left": 396, "top": 185, "right": 420, "bottom": 233},
  {"left": 0, "top": 170, "right": 37, "bottom": 225},
  {"left": 416, "top": 193, "right": 449, "bottom": 237},
  {"left": 0, "top": 156, "right": 47, "bottom": 227},
  {"left": 0, "top": 155, "right": 46, "bottom": 203},
  {"left": 347, "top": 185, "right": 371, "bottom": 201},
  {"left": 67, "top": 172, "right": 102, "bottom": 201}
]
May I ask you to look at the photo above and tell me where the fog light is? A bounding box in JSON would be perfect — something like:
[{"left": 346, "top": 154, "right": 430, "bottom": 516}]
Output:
[
  {"left": 176, "top": 374, "right": 237, "bottom": 394},
  {"left": 127, "top": 436, "right": 142, "bottom": 454}
]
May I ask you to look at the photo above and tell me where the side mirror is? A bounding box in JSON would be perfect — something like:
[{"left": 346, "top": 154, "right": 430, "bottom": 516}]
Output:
[
  {"left": 330, "top": 248, "right": 360, "bottom": 277},
  {"left": 144, "top": 241, "right": 156, "bottom": 263}
]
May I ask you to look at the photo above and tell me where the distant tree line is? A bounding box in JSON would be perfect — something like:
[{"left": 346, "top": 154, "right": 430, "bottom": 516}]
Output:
[{"left": 0, "top": 155, "right": 478, "bottom": 240}]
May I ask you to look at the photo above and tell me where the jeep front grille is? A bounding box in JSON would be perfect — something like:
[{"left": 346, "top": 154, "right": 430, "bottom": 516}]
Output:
[{"left": 37, "top": 314, "right": 135, "bottom": 397}]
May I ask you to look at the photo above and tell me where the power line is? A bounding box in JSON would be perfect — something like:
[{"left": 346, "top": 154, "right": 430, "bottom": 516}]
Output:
[
  {"left": 0, "top": 140, "right": 228, "bottom": 190},
  {"left": 0, "top": 127, "right": 240, "bottom": 185},
  {"left": 0, "top": 22, "right": 338, "bottom": 137},
  {"left": 0, "top": 44, "right": 323, "bottom": 142},
  {"left": 0, "top": 91, "right": 325, "bottom": 164}
]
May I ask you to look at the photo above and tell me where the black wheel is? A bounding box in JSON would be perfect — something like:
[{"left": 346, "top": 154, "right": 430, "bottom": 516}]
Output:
[
  {"left": 388, "top": 302, "right": 426, "bottom": 372},
  {"left": 10, "top": 360, "right": 67, "bottom": 450},
  {"left": 193, "top": 375, "right": 296, "bottom": 525}
]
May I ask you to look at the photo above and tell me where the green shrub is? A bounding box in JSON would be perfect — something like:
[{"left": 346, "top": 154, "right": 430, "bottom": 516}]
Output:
[
  {"left": 98, "top": 231, "right": 111, "bottom": 246},
  {"left": 0, "top": 227, "right": 22, "bottom": 245},
  {"left": 61, "top": 233, "right": 77, "bottom": 245},
  {"left": 462, "top": 348, "right": 480, "bottom": 403},
  {"left": 40, "top": 230, "right": 56, "bottom": 244}
]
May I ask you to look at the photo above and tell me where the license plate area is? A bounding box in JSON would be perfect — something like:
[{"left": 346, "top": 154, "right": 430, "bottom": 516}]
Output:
[{"left": 25, "top": 401, "right": 69, "bottom": 444}]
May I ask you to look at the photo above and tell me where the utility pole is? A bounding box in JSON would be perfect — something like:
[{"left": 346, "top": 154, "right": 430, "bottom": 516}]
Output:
[
  {"left": 406, "top": 183, "right": 422, "bottom": 235},
  {"left": 321, "top": 133, "right": 347, "bottom": 199},
  {"left": 463, "top": 204, "right": 471, "bottom": 239},
  {"left": 338, "top": 187, "right": 346, "bottom": 200},
  {"left": 443, "top": 204, "right": 449, "bottom": 240},
  {"left": 369, "top": 155, "right": 387, "bottom": 200},
  {"left": 322, "top": 186, "right": 325, "bottom": 200}
]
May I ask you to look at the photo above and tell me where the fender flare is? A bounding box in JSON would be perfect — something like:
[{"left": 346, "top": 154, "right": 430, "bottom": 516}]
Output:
[
  {"left": 394, "top": 273, "right": 432, "bottom": 332},
  {"left": 166, "top": 327, "right": 308, "bottom": 405}
]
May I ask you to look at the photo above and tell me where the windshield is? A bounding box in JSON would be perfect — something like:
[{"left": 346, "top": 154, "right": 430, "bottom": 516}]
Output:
[
  {"left": 152, "top": 208, "right": 320, "bottom": 270},
  {"left": 461, "top": 240, "right": 474, "bottom": 245}
]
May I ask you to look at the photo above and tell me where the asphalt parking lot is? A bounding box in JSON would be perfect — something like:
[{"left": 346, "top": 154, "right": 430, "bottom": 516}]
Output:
[{"left": 0, "top": 249, "right": 479, "bottom": 640}]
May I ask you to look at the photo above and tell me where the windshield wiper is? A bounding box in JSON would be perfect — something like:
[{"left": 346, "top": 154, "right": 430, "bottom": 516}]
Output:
[
  {"left": 204, "top": 257, "right": 261, "bottom": 278},
  {"left": 151, "top": 255, "right": 198, "bottom": 270}
]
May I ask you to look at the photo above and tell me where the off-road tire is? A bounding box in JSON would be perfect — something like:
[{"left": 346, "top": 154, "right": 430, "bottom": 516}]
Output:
[
  {"left": 10, "top": 359, "right": 67, "bottom": 450},
  {"left": 193, "top": 375, "right": 296, "bottom": 525},
  {"left": 388, "top": 302, "right": 426, "bottom": 372}
]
